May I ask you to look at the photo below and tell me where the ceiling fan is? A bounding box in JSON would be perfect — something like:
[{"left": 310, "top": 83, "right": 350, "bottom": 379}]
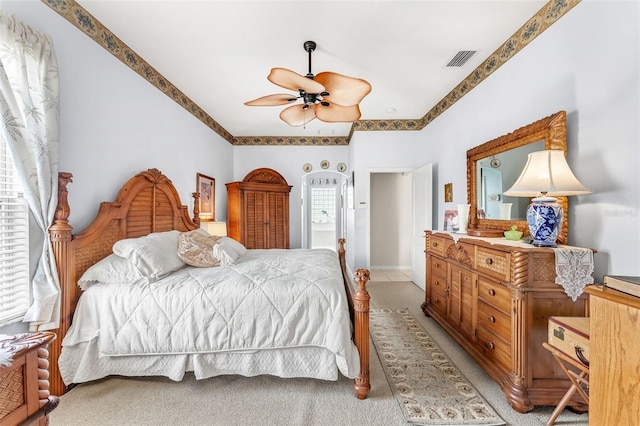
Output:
[{"left": 244, "top": 41, "right": 372, "bottom": 127}]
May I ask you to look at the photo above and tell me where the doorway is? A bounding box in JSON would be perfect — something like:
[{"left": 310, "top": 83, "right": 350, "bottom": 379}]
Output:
[
  {"left": 302, "top": 171, "right": 344, "bottom": 251},
  {"left": 368, "top": 164, "right": 432, "bottom": 288}
]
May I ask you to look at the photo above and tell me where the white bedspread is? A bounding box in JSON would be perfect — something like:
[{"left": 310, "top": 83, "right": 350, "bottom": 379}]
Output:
[{"left": 61, "top": 249, "right": 360, "bottom": 381}]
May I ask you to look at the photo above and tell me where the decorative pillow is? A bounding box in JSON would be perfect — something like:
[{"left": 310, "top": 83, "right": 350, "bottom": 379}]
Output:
[
  {"left": 112, "top": 230, "right": 185, "bottom": 281},
  {"left": 177, "top": 229, "right": 221, "bottom": 267},
  {"left": 217, "top": 236, "right": 247, "bottom": 256},
  {"left": 77, "top": 254, "right": 145, "bottom": 290}
]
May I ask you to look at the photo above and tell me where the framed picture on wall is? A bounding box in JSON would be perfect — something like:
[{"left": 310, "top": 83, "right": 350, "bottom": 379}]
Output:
[{"left": 197, "top": 173, "right": 215, "bottom": 222}]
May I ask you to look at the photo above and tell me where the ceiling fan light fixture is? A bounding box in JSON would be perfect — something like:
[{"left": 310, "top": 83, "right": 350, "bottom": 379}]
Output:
[{"left": 245, "top": 41, "right": 371, "bottom": 126}]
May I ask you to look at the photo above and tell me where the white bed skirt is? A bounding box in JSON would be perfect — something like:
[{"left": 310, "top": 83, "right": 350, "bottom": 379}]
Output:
[{"left": 59, "top": 337, "right": 350, "bottom": 385}]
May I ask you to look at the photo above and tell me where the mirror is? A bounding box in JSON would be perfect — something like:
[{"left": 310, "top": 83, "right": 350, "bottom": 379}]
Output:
[{"left": 466, "top": 111, "right": 569, "bottom": 244}]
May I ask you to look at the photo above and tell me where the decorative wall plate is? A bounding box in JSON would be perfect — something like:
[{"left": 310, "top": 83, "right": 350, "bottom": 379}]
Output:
[
  {"left": 337, "top": 163, "right": 347, "bottom": 172},
  {"left": 303, "top": 163, "right": 312, "bottom": 172},
  {"left": 320, "top": 160, "right": 330, "bottom": 169}
]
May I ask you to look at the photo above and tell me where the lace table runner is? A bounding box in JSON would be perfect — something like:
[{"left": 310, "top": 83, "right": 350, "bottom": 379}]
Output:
[{"left": 552, "top": 247, "right": 594, "bottom": 301}]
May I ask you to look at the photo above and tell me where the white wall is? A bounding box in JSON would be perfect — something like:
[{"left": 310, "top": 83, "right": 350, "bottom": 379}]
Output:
[
  {"left": 233, "top": 145, "right": 349, "bottom": 248},
  {"left": 3, "top": 1, "right": 235, "bottom": 233},
  {"left": 347, "top": 1, "right": 640, "bottom": 279}
]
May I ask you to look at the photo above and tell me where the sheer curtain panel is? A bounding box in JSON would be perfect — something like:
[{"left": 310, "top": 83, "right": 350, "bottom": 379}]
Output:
[{"left": 0, "top": 12, "right": 60, "bottom": 331}]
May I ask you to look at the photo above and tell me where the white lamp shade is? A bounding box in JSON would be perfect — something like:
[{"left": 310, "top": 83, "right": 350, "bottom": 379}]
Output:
[
  {"left": 503, "top": 150, "right": 592, "bottom": 197},
  {"left": 203, "top": 221, "right": 227, "bottom": 237}
]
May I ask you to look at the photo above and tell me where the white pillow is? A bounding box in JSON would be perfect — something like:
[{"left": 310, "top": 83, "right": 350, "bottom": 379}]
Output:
[
  {"left": 217, "top": 237, "right": 247, "bottom": 256},
  {"left": 77, "top": 254, "right": 145, "bottom": 290},
  {"left": 213, "top": 240, "right": 240, "bottom": 267},
  {"left": 112, "top": 230, "right": 185, "bottom": 280}
]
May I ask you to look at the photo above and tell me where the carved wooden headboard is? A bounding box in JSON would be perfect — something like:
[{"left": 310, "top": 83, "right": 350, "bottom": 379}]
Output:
[{"left": 48, "top": 168, "right": 199, "bottom": 396}]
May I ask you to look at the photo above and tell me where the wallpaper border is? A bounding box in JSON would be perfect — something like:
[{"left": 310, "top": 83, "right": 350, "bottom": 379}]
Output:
[{"left": 41, "top": 0, "right": 580, "bottom": 146}]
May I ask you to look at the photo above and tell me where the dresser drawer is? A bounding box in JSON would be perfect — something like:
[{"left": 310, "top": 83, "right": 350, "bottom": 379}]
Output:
[
  {"left": 429, "top": 284, "right": 448, "bottom": 318},
  {"left": 429, "top": 271, "right": 448, "bottom": 294},
  {"left": 477, "top": 325, "right": 511, "bottom": 370},
  {"left": 476, "top": 247, "right": 510, "bottom": 281},
  {"left": 429, "top": 256, "right": 447, "bottom": 279},
  {"left": 478, "top": 276, "right": 512, "bottom": 315},
  {"left": 478, "top": 300, "right": 511, "bottom": 342},
  {"left": 427, "top": 235, "right": 446, "bottom": 257}
]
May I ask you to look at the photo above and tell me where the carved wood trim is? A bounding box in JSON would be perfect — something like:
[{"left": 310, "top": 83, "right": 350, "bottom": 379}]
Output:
[
  {"left": 242, "top": 167, "right": 289, "bottom": 185},
  {"left": 467, "top": 111, "right": 569, "bottom": 245},
  {"left": 445, "top": 243, "right": 473, "bottom": 268}
]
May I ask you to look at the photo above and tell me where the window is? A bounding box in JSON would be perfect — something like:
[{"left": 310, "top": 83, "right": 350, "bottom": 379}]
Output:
[{"left": 0, "top": 137, "right": 29, "bottom": 327}]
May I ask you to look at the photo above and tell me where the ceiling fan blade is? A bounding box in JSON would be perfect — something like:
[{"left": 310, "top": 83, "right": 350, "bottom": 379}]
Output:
[
  {"left": 315, "top": 103, "right": 362, "bottom": 123},
  {"left": 268, "top": 68, "right": 325, "bottom": 94},
  {"left": 280, "top": 104, "right": 317, "bottom": 127},
  {"left": 244, "top": 94, "right": 298, "bottom": 106},
  {"left": 314, "top": 72, "right": 372, "bottom": 106}
]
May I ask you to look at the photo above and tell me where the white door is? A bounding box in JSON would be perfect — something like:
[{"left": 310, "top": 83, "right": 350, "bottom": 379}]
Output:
[{"left": 411, "top": 164, "right": 433, "bottom": 289}]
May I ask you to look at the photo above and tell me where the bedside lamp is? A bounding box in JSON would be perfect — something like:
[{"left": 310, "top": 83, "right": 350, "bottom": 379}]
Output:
[
  {"left": 503, "top": 150, "right": 591, "bottom": 247},
  {"left": 202, "top": 221, "right": 227, "bottom": 237}
]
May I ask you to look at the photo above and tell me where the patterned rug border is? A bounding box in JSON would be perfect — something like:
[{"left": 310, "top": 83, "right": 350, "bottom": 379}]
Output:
[{"left": 370, "top": 308, "right": 505, "bottom": 426}]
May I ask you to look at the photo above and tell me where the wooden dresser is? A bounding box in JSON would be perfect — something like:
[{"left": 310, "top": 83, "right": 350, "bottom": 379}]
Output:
[
  {"left": 421, "top": 230, "right": 589, "bottom": 413},
  {"left": 585, "top": 285, "right": 640, "bottom": 426},
  {"left": 0, "top": 332, "right": 58, "bottom": 425},
  {"left": 226, "top": 168, "right": 292, "bottom": 249}
]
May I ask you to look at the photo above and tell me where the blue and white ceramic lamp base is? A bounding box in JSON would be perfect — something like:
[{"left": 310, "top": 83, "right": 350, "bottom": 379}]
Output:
[{"left": 526, "top": 196, "right": 562, "bottom": 247}]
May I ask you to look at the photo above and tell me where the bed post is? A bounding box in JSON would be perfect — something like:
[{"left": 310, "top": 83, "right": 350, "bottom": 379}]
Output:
[
  {"left": 192, "top": 191, "right": 201, "bottom": 227},
  {"left": 353, "top": 268, "right": 371, "bottom": 399},
  {"left": 48, "top": 172, "right": 73, "bottom": 396}
]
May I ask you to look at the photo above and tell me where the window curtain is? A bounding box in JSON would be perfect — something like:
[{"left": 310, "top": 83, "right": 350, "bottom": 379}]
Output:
[{"left": 0, "top": 12, "right": 60, "bottom": 331}]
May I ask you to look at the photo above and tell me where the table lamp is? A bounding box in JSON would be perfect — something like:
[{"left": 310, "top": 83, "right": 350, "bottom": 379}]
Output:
[
  {"left": 503, "top": 150, "right": 591, "bottom": 247},
  {"left": 202, "top": 221, "right": 227, "bottom": 237}
]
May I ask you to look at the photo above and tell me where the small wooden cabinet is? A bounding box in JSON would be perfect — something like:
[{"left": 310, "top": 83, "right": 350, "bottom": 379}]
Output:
[
  {"left": 226, "top": 168, "right": 292, "bottom": 249},
  {"left": 421, "top": 231, "right": 589, "bottom": 413},
  {"left": 0, "top": 332, "right": 58, "bottom": 425},
  {"left": 585, "top": 285, "right": 640, "bottom": 426}
]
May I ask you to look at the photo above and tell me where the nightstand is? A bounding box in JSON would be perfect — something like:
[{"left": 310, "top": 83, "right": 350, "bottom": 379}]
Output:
[{"left": 0, "top": 332, "right": 58, "bottom": 426}]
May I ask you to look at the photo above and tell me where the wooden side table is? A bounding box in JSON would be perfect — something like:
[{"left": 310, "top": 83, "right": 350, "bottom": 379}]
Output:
[
  {"left": 0, "top": 332, "right": 58, "bottom": 426},
  {"left": 542, "top": 342, "right": 589, "bottom": 426},
  {"left": 585, "top": 285, "right": 640, "bottom": 426}
]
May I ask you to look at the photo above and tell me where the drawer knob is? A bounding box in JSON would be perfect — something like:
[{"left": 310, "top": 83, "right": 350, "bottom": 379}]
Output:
[
  {"left": 488, "top": 289, "right": 496, "bottom": 296},
  {"left": 434, "top": 280, "right": 439, "bottom": 286},
  {"left": 432, "top": 242, "right": 438, "bottom": 247},
  {"left": 485, "top": 257, "right": 493, "bottom": 265},
  {"left": 488, "top": 315, "right": 496, "bottom": 323},
  {"left": 485, "top": 341, "right": 495, "bottom": 350},
  {"left": 434, "top": 263, "right": 440, "bottom": 269}
]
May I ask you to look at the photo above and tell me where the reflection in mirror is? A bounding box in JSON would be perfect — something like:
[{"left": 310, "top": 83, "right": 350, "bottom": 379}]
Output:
[
  {"left": 476, "top": 141, "right": 544, "bottom": 220},
  {"left": 466, "top": 111, "right": 569, "bottom": 244}
]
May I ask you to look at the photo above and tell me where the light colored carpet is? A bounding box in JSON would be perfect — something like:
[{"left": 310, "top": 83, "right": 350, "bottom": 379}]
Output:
[
  {"left": 49, "top": 280, "right": 589, "bottom": 426},
  {"left": 49, "top": 341, "right": 403, "bottom": 426}
]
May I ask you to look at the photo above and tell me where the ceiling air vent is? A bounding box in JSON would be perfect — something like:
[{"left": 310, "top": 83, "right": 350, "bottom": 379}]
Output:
[{"left": 446, "top": 50, "right": 477, "bottom": 67}]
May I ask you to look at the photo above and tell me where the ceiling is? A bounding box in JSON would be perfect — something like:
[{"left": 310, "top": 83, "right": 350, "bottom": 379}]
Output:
[{"left": 55, "top": 1, "right": 560, "bottom": 144}]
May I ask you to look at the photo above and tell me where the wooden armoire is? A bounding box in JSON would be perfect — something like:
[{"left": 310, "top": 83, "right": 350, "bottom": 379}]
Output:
[{"left": 226, "top": 168, "right": 292, "bottom": 249}]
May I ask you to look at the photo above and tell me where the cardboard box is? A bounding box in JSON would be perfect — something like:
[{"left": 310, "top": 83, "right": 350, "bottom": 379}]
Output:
[{"left": 548, "top": 316, "right": 590, "bottom": 366}]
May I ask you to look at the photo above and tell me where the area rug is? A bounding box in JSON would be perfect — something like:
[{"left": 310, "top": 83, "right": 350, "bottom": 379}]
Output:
[{"left": 370, "top": 308, "right": 505, "bottom": 425}]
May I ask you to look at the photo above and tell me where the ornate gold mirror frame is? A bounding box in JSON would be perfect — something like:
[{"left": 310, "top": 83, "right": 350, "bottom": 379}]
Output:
[{"left": 466, "top": 111, "right": 569, "bottom": 244}]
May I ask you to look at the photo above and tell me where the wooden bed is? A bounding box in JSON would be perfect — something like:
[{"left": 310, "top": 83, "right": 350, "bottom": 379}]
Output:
[{"left": 47, "top": 168, "right": 370, "bottom": 399}]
